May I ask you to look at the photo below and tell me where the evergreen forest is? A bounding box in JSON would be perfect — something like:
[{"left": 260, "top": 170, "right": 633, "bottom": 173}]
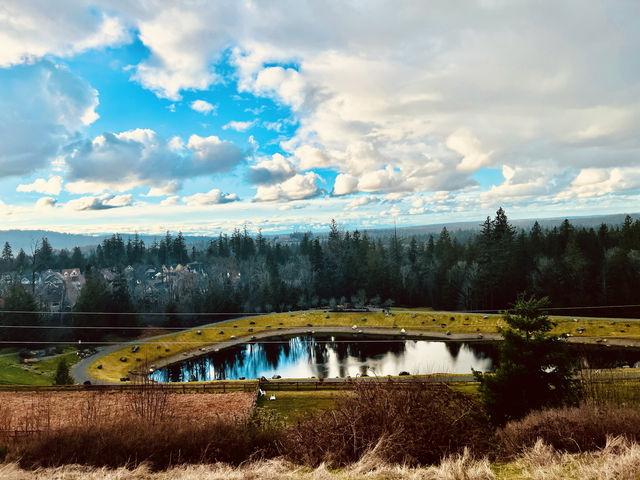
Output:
[{"left": 2, "top": 208, "right": 640, "bottom": 344}]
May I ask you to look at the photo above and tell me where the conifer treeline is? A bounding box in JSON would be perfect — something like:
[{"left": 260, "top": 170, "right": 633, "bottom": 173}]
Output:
[{"left": 2, "top": 209, "right": 640, "bottom": 333}]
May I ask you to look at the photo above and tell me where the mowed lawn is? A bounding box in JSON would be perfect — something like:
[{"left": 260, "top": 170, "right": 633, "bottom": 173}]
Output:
[
  {"left": 88, "top": 309, "right": 640, "bottom": 382},
  {"left": 0, "top": 349, "right": 80, "bottom": 386},
  {"left": 256, "top": 389, "right": 344, "bottom": 423}
]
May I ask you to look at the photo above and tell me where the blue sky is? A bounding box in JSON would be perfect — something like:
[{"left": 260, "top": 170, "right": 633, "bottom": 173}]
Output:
[{"left": 1, "top": 1, "right": 640, "bottom": 235}]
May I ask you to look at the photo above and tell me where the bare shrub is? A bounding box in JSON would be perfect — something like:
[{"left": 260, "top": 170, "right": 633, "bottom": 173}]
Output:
[
  {"left": 498, "top": 403, "right": 640, "bottom": 456},
  {"left": 73, "top": 392, "right": 112, "bottom": 427},
  {"left": 125, "top": 378, "right": 174, "bottom": 424},
  {"left": 282, "top": 379, "right": 493, "bottom": 467},
  {"left": 9, "top": 392, "right": 54, "bottom": 433},
  {"left": 0, "top": 403, "right": 13, "bottom": 434}
]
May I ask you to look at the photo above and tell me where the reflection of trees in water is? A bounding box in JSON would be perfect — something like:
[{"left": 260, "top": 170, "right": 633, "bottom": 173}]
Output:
[
  {"left": 157, "top": 337, "right": 501, "bottom": 382},
  {"left": 263, "top": 341, "right": 282, "bottom": 369},
  {"left": 281, "top": 338, "right": 291, "bottom": 358},
  {"left": 445, "top": 342, "right": 461, "bottom": 359},
  {"left": 312, "top": 339, "right": 329, "bottom": 364},
  {"left": 153, "top": 338, "right": 640, "bottom": 382},
  {"left": 570, "top": 344, "right": 640, "bottom": 369},
  {"left": 359, "top": 338, "right": 405, "bottom": 359},
  {"left": 466, "top": 342, "right": 499, "bottom": 364}
]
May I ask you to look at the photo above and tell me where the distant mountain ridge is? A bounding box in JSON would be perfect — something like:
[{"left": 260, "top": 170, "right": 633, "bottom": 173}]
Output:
[
  {"left": 1, "top": 212, "right": 638, "bottom": 251},
  {"left": 361, "top": 212, "right": 640, "bottom": 239}
]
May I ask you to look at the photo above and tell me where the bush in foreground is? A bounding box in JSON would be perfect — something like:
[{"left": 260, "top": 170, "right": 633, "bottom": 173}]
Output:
[
  {"left": 498, "top": 403, "right": 640, "bottom": 456},
  {"left": 9, "top": 415, "right": 279, "bottom": 470},
  {"left": 281, "top": 379, "right": 492, "bottom": 466}
]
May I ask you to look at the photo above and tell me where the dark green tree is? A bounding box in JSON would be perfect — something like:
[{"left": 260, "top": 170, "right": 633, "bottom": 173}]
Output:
[
  {"left": 1, "top": 241, "right": 13, "bottom": 271},
  {"left": 70, "top": 246, "right": 85, "bottom": 268},
  {"left": 15, "top": 248, "right": 28, "bottom": 273},
  {"left": 1, "top": 284, "right": 39, "bottom": 343},
  {"left": 475, "top": 295, "right": 578, "bottom": 425},
  {"left": 73, "top": 273, "right": 109, "bottom": 342},
  {"left": 171, "top": 231, "right": 189, "bottom": 264},
  {"left": 54, "top": 358, "right": 74, "bottom": 385},
  {"left": 37, "top": 237, "right": 54, "bottom": 269}
]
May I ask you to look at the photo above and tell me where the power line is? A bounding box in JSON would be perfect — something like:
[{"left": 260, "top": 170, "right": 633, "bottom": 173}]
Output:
[
  {"left": 2, "top": 304, "right": 640, "bottom": 317},
  {"left": 1, "top": 313, "right": 639, "bottom": 330},
  {"left": 0, "top": 310, "right": 265, "bottom": 316},
  {"left": 449, "top": 305, "right": 640, "bottom": 313},
  {"left": 0, "top": 338, "right": 489, "bottom": 346}
]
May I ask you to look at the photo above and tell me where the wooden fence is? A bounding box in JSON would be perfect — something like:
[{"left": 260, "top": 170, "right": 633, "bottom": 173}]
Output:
[
  {"left": 0, "top": 381, "right": 258, "bottom": 393},
  {"left": 0, "top": 374, "right": 477, "bottom": 394}
]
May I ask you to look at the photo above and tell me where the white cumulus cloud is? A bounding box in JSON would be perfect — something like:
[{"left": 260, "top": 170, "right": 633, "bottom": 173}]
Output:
[
  {"left": 66, "top": 194, "right": 133, "bottom": 211},
  {"left": 254, "top": 172, "right": 320, "bottom": 202},
  {"left": 182, "top": 189, "right": 238, "bottom": 206},
  {"left": 17, "top": 176, "right": 63, "bottom": 195},
  {"left": 35, "top": 197, "right": 57, "bottom": 209},
  {"left": 247, "top": 154, "right": 296, "bottom": 185},
  {"left": 223, "top": 120, "right": 256, "bottom": 132},
  {"left": 190, "top": 99, "right": 216, "bottom": 115},
  {"left": 0, "top": 61, "right": 98, "bottom": 178},
  {"left": 64, "top": 129, "right": 244, "bottom": 193}
]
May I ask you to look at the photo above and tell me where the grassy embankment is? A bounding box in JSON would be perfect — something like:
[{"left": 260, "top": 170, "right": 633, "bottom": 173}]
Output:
[
  {"left": 0, "top": 348, "right": 79, "bottom": 386},
  {"left": 88, "top": 309, "right": 640, "bottom": 383}
]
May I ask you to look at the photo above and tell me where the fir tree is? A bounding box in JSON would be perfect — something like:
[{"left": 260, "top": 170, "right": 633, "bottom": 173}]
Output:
[
  {"left": 475, "top": 295, "right": 578, "bottom": 425},
  {"left": 54, "top": 358, "right": 74, "bottom": 385}
]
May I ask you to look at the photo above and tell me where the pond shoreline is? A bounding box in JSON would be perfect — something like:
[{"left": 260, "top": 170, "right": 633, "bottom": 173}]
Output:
[{"left": 146, "top": 327, "right": 502, "bottom": 377}]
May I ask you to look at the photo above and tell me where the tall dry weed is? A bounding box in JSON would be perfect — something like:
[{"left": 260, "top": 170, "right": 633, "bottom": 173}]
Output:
[
  {"left": 282, "top": 379, "right": 492, "bottom": 467},
  {"left": 580, "top": 368, "right": 640, "bottom": 406},
  {"left": 517, "top": 436, "right": 640, "bottom": 480},
  {"left": 498, "top": 403, "right": 640, "bottom": 456},
  {"left": 0, "top": 453, "right": 496, "bottom": 479}
]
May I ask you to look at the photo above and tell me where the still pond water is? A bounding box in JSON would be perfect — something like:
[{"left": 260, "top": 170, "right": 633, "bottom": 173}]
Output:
[{"left": 150, "top": 334, "right": 640, "bottom": 382}]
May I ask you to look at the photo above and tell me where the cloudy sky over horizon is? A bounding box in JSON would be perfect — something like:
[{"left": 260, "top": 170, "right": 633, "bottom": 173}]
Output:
[{"left": 1, "top": 0, "right": 640, "bottom": 235}]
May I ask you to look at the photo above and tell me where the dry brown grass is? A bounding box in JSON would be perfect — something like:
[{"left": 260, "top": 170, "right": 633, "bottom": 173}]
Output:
[
  {"left": 0, "top": 452, "right": 495, "bottom": 479},
  {"left": 4, "top": 439, "right": 640, "bottom": 479},
  {"left": 497, "top": 403, "right": 640, "bottom": 456},
  {"left": 0, "top": 390, "right": 254, "bottom": 432},
  {"left": 516, "top": 436, "right": 640, "bottom": 480}
]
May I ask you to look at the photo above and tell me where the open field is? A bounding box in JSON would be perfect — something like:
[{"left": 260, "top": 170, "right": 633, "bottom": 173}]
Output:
[
  {"left": 87, "top": 309, "right": 640, "bottom": 383},
  {"left": 257, "top": 389, "right": 343, "bottom": 423},
  {"left": 0, "top": 391, "right": 254, "bottom": 434}
]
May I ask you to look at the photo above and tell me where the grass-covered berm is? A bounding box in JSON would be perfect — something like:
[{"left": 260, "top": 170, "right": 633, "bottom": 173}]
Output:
[{"left": 88, "top": 309, "right": 640, "bottom": 383}]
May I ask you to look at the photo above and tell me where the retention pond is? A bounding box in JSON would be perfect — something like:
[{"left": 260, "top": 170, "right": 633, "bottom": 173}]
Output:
[{"left": 150, "top": 334, "right": 640, "bottom": 382}]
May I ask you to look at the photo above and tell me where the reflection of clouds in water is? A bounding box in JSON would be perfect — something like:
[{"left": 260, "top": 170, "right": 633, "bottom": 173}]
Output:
[{"left": 152, "top": 337, "right": 495, "bottom": 382}]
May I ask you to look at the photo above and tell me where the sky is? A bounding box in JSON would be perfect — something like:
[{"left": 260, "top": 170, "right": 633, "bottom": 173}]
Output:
[{"left": 1, "top": 1, "right": 640, "bottom": 236}]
